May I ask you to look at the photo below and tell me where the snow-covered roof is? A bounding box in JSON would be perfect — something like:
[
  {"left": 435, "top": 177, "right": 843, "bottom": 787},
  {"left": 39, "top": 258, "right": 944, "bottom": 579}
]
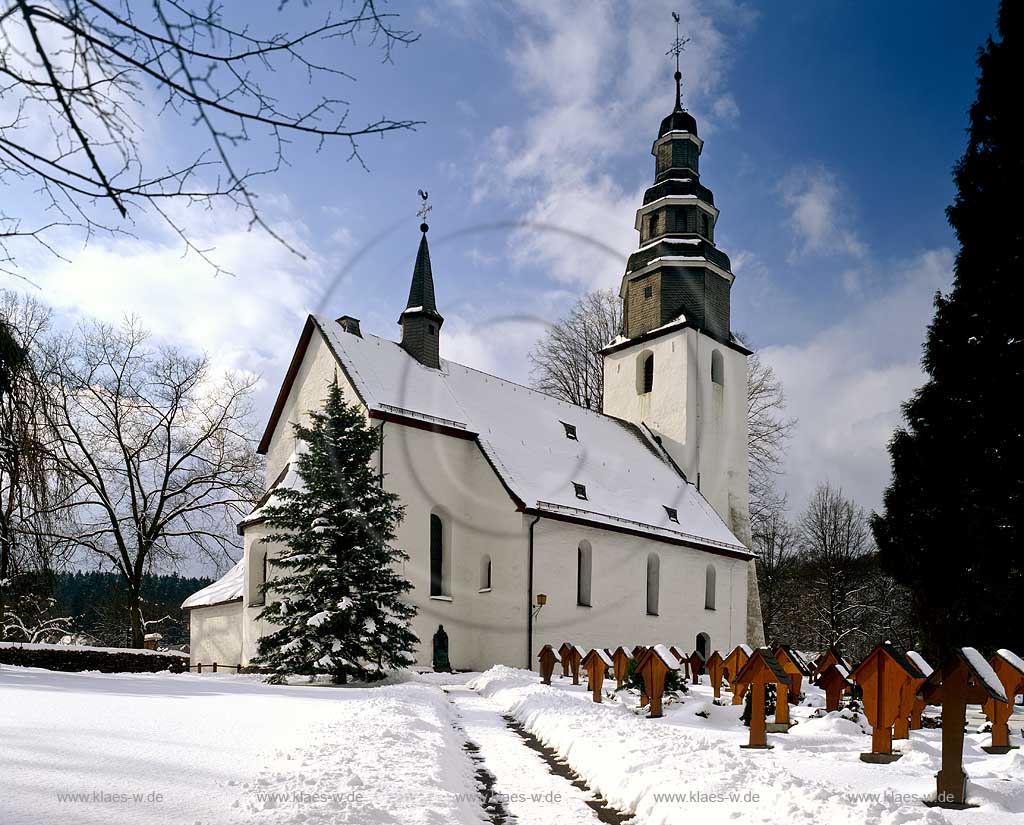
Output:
[
  {"left": 539, "top": 645, "right": 561, "bottom": 663},
  {"left": 648, "top": 643, "right": 680, "bottom": 670},
  {"left": 586, "top": 648, "right": 613, "bottom": 667},
  {"left": 238, "top": 444, "right": 306, "bottom": 531},
  {"left": 996, "top": 648, "right": 1024, "bottom": 678},
  {"left": 906, "top": 650, "right": 933, "bottom": 678},
  {"left": 960, "top": 647, "right": 1007, "bottom": 702},
  {"left": 297, "top": 317, "right": 748, "bottom": 555},
  {"left": 181, "top": 560, "right": 244, "bottom": 609}
]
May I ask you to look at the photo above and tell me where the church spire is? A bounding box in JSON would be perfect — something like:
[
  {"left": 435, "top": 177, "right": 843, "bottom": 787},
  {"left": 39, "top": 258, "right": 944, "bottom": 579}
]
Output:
[{"left": 399, "top": 191, "right": 444, "bottom": 369}]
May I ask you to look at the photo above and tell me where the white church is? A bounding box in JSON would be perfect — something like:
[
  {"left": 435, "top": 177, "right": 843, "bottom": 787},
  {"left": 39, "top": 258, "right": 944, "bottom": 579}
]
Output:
[{"left": 183, "top": 77, "right": 765, "bottom": 672}]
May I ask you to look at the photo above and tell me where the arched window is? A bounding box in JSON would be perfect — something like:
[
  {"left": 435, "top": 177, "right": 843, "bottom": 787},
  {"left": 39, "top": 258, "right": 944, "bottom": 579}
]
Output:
[
  {"left": 646, "top": 552, "right": 660, "bottom": 616},
  {"left": 705, "top": 564, "right": 716, "bottom": 610},
  {"left": 711, "top": 350, "right": 724, "bottom": 386},
  {"left": 479, "top": 554, "right": 492, "bottom": 591},
  {"left": 430, "top": 513, "right": 445, "bottom": 597},
  {"left": 577, "top": 541, "right": 592, "bottom": 607},
  {"left": 637, "top": 351, "right": 654, "bottom": 395},
  {"left": 695, "top": 632, "right": 710, "bottom": 660},
  {"left": 250, "top": 551, "right": 267, "bottom": 607}
]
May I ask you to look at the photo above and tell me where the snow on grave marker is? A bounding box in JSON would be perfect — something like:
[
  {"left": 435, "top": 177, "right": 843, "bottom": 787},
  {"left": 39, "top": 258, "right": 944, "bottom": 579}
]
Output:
[
  {"left": 982, "top": 649, "right": 1024, "bottom": 753},
  {"left": 817, "top": 663, "right": 853, "bottom": 712},
  {"left": 906, "top": 651, "right": 933, "bottom": 730},
  {"left": 733, "top": 648, "right": 790, "bottom": 749},
  {"left": 670, "top": 645, "right": 689, "bottom": 680},
  {"left": 774, "top": 644, "right": 812, "bottom": 704},
  {"left": 921, "top": 647, "right": 1007, "bottom": 808},
  {"left": 811, "top": 646, "right": 847, "bottom": 685},
  {"left": 538, "top": 645, "right": 560, "bottom": 685},
  {"left": 566, "top": 645, "right": 586, "bottom": 686},
  {"left": 706, "top": 650, "right": 725, "bottom": 698},
  {"left": 635, "top": 644, "right": 680, "bottom": 718},
  {"left": 850, "top": 642, "right": 924, "bottom": 763},
  {"left": 583, "top": 648, "right": 614, "bottom": 703},
  {"left": 894, "top": 652, "right": 929, "bottom": 741}
]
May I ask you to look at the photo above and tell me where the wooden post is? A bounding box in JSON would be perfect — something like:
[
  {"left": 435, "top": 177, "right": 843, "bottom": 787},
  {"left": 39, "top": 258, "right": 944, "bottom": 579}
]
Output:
[
  {"left": 921, "top": 648, "right": 1006, "bottom": 808},
  {"left": 612, "top": 646, "right": 632, "bottom": 689},
  {"left": 687, "top": 650, "right": 704, "bottom": 685},
  {"left": 817, "top": 664, "right": 852, "bottom": 712},
  {"left": 568, "top": 645, "right": 585, "bottom": 686},
  {"left": 706, "top": 651, "right": 724, "bottom": 699},
  {"left": 213, "top": 662, "right": 218, "bottom": 673},
  {"left": 635, "top": 645, "right": 679, "bottom": 718},
  {"left": 538, "top": 645, "right": 560, "bottom": 685},
  {"left": 850, "top": 643, "right": 924, "bottom": 763},
  {"left": 582, "top": 649, "right": 613, "bottom": 703},
  {"left": 557, "top": 643, "right": 573, "bottom": 678},
  {"left": 773, "top": 682, "right": 791, "bottom": 728},
  {"left": 734, "top": 648, "right": 790, "bottom": 749},
  {"left": 982, "top": 650, "right": 1024, "bottom": 754},
  {"left": 197, "top": 663, "right": 202, "bottom": 674}
]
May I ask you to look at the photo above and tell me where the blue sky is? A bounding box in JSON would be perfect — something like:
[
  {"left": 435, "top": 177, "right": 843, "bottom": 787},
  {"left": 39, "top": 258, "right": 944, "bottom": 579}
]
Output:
[{"left": 4, "top": 0, "right": 1001, "bottom": 545}]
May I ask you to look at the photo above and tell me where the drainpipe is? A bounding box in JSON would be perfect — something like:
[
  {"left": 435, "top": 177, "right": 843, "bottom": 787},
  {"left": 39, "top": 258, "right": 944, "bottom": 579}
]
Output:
[
  {"left": 527, "top": 513, "right": 541, "bottom": 670},
  {"left": 378, "top": 420, "right": 385, "bottom": 487}
]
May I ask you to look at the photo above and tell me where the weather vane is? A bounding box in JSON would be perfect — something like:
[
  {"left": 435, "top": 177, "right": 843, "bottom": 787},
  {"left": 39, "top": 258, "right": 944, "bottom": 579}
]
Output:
[
  {"left": 416, "top": 188, "right": 432, "bottom": 232},
  {"left": 666, "top": 11, "right": 690, "bottom": 109}
]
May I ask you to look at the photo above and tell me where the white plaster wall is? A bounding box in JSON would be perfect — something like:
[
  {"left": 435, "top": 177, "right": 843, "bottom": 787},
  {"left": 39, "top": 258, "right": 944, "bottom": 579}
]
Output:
[
  {"left": 189, "top": 601, "right": 244, "bottom": 666},
  {"left": 264, "top": 330, "right": 366, "bottom": 486},
  {"left": 603, "top": 327, "right": 750, "bottom": 545},
  {"left": 240, "top": 523, "right": 285, "bottom": 664},
  {"left": 381, "top": 422, "right": 529, "bottom": 672},
  {"left": 530, "top": 518, "right": 748, "bottom": 662}
]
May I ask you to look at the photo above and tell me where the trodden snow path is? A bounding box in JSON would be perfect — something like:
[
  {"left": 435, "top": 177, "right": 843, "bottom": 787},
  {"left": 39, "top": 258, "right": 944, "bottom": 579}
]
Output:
[{"left": 446, "top": 684, "right": 612, "bottom": 825}]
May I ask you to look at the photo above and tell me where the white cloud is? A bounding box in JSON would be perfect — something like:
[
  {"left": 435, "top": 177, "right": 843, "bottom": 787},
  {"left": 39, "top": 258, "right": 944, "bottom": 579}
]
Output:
[
  {"left": 780, "top": 164, "right": 866, "bottom": 261},
  {"left": 762, "top": 247, "right": 953, "bottom": 513}
]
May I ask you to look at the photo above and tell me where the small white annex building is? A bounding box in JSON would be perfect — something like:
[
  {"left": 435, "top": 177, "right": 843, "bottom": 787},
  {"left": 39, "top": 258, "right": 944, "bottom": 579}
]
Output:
[{"left": 184, "top": 83, "right": 765, "bottom": 671}]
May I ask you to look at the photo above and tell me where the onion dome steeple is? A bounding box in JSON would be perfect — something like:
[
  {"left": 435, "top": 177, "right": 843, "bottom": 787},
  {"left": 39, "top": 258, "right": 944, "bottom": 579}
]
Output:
[
  {"left": 399, "top": 190, "right": 444, "bottom": 369},
  {"left": 616, "top": 14, "right": 734, "bottom": 346}
]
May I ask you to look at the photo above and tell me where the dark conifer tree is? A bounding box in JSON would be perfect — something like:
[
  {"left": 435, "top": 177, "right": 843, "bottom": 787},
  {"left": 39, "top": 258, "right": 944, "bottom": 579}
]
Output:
[
  {"left": 253, "top": 378, "right": 417, "bottom": 683},
  {"left": 872, "top": 2, "right": 1022, "bottom": 657}
]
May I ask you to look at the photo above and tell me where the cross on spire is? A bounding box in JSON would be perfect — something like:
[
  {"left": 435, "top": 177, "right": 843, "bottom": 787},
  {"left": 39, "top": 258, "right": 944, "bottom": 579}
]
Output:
[{"left": 666, "top": 12, "right": 690, "bottom": 111}]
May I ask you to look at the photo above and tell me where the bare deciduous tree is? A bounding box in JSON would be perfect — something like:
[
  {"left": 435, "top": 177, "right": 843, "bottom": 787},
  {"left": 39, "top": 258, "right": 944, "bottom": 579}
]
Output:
[
  {"left": 746, "top": 347, "right": 796, "bottom": 525},
  {"left": 752, "top": 486, "right": 798, "bottom": 644},
  {"left": 529, "top": 289, "right": 622, "bottom": 412},
  {"left": 0, "top": 0, "right": 420, "bottom": 279},
  {"left": 796, "top": 483, "right": 875, "bottom": 652},
  {"left": 42, "top": 319, "right": 261, "bottom": 646},
  {"left": 0, "top": 290, "right": 69, "bottom": 633}
]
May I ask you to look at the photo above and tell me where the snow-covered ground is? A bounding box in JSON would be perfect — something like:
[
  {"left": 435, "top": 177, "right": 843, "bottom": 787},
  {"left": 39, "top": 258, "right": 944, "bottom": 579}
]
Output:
[
  {"left": 0, "top": 666, "right": 487, "bottom": 825},
  {"left": 3, "top": 662, "right": 1023, "bottom": 825},
  {"left": 471, "top": 666, "right": 1024, "bottom": 825}
]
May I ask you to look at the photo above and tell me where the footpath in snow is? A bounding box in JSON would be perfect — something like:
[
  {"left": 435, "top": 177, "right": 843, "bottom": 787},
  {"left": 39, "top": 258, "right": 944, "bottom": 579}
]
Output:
[
  {"left": 470, "top": 665, "right": 1024, "bottom": 825},
  {"left": 446, "top": 684, "right": 612, "bottom": 825}
]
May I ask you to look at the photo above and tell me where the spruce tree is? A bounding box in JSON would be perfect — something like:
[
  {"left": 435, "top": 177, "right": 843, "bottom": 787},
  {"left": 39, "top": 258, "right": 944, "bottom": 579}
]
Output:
[
  {"left": 872, "top": 2, "right": 1023, "bottom": 658},
  {"left": 252, "top": 378, "right": 417, "bottom": 683}
]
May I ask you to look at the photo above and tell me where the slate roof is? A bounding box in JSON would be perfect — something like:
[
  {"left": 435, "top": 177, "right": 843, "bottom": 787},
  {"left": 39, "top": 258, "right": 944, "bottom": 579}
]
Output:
[
  {"left": 259, "top": 316, "right": 749, "bottom": 556},
  {"left": 401, "top": 233, "right": 441, "bottom": 320}
]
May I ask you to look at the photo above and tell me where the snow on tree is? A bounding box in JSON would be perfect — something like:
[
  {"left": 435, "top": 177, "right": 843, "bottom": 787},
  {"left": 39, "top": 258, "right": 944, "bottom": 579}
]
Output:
[
  {"left": 872, "top": 2, "right": 1023, "bottom": 658},
  {"left": 252, "top": 378, "right": 418, "bottom": 683}
]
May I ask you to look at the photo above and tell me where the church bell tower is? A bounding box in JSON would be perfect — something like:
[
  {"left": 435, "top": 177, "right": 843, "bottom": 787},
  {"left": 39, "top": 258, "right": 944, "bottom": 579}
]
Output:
[{"left": 601, "top": 20, "right": 751, "bottom": 548}]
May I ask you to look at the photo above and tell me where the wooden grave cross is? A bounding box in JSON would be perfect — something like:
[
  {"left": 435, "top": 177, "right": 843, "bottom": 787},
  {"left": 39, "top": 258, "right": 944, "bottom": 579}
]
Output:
[
  {"left": 981, "top": 649, "right": 1024, "bottom": 754},
  {"left": 635, "top": 644, "right": 680, "bottom": 718},
  {"left": 583, "top": 648, "right": 614, "bottom": 703},
  {"left": 905, "top": 651, "right": 934, "bottom": 730},
  {"left": 557, "top": 642, "right": 573, "bottom": 678},
  {"left": 612, "top": 646, "right": 633, "bottom": 690},
  {"left": 733, "top": 648, "right": 791, "bottom": 749},
  {"left": 817, "top": 663, "right": 853, "bottom": 712},
  {"left": 725, "top": 645, "right": 753, "bottom": 704},
  {"left": 706, "top": 650, "right": 725, "bottom": 699},
  {"left": 850, "top": 642, "right": 924, "bottom": 763},
  {"left": 538, "top": 644, "right": 560, "bottom": 686},
  {"left": 687, "top": 650, "right": 705, "bottom": 685}
]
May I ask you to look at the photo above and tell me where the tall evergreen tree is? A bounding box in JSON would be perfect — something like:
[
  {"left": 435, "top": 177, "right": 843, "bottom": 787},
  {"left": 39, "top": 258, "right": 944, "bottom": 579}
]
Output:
[
  {"left": 253, "top": 378, "right": 417, "bottom": 683},
  {"left": 872, "top": 2, "right": 1023, "bottom": 658}
]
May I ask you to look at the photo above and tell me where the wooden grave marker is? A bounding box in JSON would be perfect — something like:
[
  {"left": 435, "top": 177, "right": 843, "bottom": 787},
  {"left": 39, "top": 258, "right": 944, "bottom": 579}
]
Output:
[
  {"left": 688, "top": 650, "right": 705, "bottom": 685},
  {"left": 817, "top": 663, "right": 853, "bottom": 712},
  {"left": 706, "top": 650, "right": 725, "bottom": 699},
  {"left": 583, "top": 648, "right": 614, "bottom": 703},
  {"left": 612, "top": 645, "right": 633, "bottom": 690},
  {"left": 774, "top": 644, "right": 813, "bottom": 704},
  {"left": 632, "top": 644, "right": 649, "bottom": 659},
  {"left": 557, "top": 642, "right": 573, "bottom": 678},
  {"left": 538, "top": 644, "right": 560, "bottom": 686},
  {"left": 670, "top": 646, "right": 690, "bottom": 680},
  {"left": 568, "top": 644, "right": 586, "bottom": 686},
  {"left": 982, "top": 649, "right": 1024, "bottom": 754},
  {"left": 906, "top": 651, "right": 934, "bottom": 730},
  {"left": 733, "top": 648, "right": 791, "bottom": 749},
  {"left": 811, "top": 646, "right": 848, "bottom": 685},
  {"left": 725, "top": 645, "right": 753, "bottom": 704},
  {"left": 920, "top": 647, "right": 1006, "bottom": 808},
  {"left": 894, "top": 652, "right": 929, "bottom": 741},
  {"left": 635, "top": 644, "right": 680, "bottom": 718},
  {"left": 850, "top": 642, "right": 924, "bottom": 763}
]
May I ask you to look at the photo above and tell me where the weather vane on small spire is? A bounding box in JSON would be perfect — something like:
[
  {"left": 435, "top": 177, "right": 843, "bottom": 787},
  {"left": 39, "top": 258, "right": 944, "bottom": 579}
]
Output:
[
  {"left": 417, "top": 188, "right": 432, "bottom": 232},
  {"left": 666, "top": 11, "right": 690, "bottom": 111}
]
